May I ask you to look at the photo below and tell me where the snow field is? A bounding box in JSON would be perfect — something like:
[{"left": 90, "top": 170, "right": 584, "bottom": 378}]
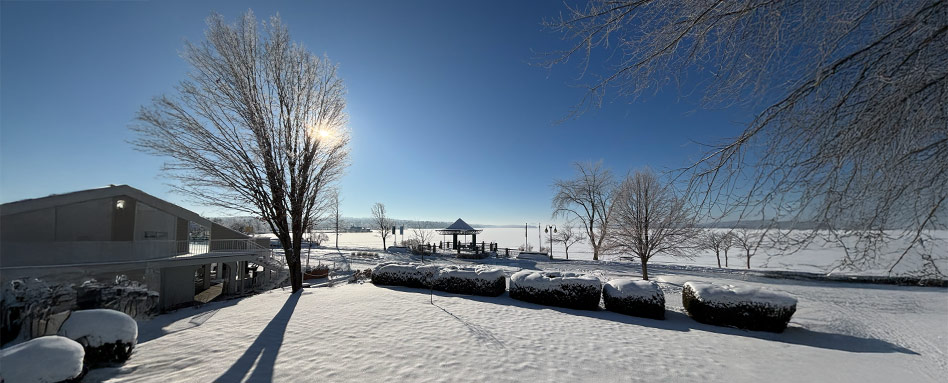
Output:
[{"left": 84, "top": 279, "right": 947, "bottom": 383}]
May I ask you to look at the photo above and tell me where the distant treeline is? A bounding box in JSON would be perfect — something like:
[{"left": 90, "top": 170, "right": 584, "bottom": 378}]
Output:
[{"left": 204, "top": 216, "right": 526, "bottom": 233}]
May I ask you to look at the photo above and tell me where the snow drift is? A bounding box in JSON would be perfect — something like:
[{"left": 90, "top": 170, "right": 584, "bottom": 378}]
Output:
[
  {"left": 602, "top": 279, "right": 666, "bottom": 319},
  {"left": 682, "top": 281, "right": 797, "bottom": 332},
  {"left": 509, "top": 271, "right": 601, "bottom": 310}
]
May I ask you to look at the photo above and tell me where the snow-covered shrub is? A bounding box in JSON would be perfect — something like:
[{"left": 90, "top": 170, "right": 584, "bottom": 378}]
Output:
[
  {"left": 371, "top": 263, "right": 432, "bottom": 288},
  {"left": 1, "top": 278, "right": 76, "bottom": 344},
  {"left": 682, "top": 281, "right": 797, "bottom": 333},
  {"left": 76, "top": 276, "right": 158, "bottom": 319},
  {"left": 430, "top": 266, "right": 506, "bottom": 297},
  {"left": 516, "top": 252, "right": 549, "bottom": 261},
  {"left": 0, "top": 335, "right": 85, "bottom": 382},
  {"left": 349, "top": 268, "right": 373, "bottom": 283},
  {"left": 58, "top": 309, "right": 138, "bottom": 367},
  {"left": 602, "top": 279, "right": 665, "bottom": 319},
  {"left": 509, "top": 271, "right": 601, "bottom": 310}
]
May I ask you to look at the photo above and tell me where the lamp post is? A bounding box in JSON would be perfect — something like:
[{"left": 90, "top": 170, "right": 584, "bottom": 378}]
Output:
[{"left": 545, "top": 225, "right": 557, "bottom": 259}]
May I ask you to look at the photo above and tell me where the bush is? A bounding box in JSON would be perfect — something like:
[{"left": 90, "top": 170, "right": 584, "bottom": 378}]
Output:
[
  {"left": 602, "top": 279, "right": 665, "bottom": 319},
  {"left": 509, "top": 271, "right": 601, "bottom": 310},
  {"left": 0, "top": 335, "right": 86, "bottom": 382},
  {"left": 682, "top": 281, "right": 797, "bottom": 333},
  {"left": 430, "top": 266, "right": 506, "bottom": 297},
  {"left": 58, "top": 309, "right": 138, "bottom": 367},
  {"left": 349, "top": 268, "right": 373, "bottom": 283},
  {"left": 371, "top": 263, "right": 436, "bottom": 288}
]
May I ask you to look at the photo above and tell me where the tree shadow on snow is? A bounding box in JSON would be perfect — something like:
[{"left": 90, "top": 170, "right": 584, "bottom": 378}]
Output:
[
  {"left": 138, "top": 299, "right": 241, "bottom": 344},
  {"left": 374, "top": 285, "right": 918, "bottom": 354},
  {"left": 214, "top": 291, "right": 300, "bottom": 383}
]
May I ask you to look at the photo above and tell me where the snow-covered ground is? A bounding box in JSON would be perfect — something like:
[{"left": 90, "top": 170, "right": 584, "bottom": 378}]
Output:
[
  {"left": 85, "top": 252, "right": 947, "bottom": 383},
  {"left": 289, "top": 228, "right": 948, "bottom": 276}
]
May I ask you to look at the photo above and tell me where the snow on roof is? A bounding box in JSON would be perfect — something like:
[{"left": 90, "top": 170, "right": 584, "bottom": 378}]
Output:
[{"left": 437, "top": 218, "right": 482, "bottom": 234}]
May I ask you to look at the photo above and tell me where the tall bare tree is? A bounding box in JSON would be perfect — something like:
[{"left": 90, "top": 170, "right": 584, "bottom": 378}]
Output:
[
  {"left": 330, "top": 189, "right": 343, "bottom": 251},
  {"left": 610, "top": 169, "right": 699, "bottom": 280},
  {"left": 132, "top": 11, "right": 349, "bottom": 292},
  {"left": 552, "top": 221, "right": 585, "bottom": 260},
  {"left": 371, "top": 202, "right": 393, "bottom": 250},
  {"left": 552, "top": 161, "right": 615, "bottom": 260},
  {"left": 544, "top": 1, "right": 947, "bottom": 277}
]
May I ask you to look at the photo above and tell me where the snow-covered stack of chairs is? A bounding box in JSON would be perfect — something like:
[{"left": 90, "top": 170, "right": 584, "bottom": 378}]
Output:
[{"left": 682, "top": 281, "right": 797, "bottom": 332}]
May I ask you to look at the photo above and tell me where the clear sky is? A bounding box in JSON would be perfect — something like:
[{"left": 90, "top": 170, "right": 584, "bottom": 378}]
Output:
[{"left": 1, "top": 0, "right": 751, "bottom": 225}]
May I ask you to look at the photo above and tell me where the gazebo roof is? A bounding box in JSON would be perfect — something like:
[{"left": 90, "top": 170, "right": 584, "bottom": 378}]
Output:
[{"left": 436, "top": 218, "right": 482, "bottom": 235}]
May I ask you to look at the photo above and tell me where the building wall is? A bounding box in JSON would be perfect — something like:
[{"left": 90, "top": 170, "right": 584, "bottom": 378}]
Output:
[
  {"left": 134, "top": 202, "right": 175, "bottom": 241},
  {"left": 159, "top": 265, "right": 198, "bottom": 310},
  {"left": 55, "top": 198, "right": 112, "bottom": 241},
  {"left": 0, "top": 207, "right": 56, "bottom": 242}
]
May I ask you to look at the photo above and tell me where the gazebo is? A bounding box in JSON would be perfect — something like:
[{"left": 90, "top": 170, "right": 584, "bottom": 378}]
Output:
[{"left": 437, "top": 218, "right": 482, "bottom": 250}]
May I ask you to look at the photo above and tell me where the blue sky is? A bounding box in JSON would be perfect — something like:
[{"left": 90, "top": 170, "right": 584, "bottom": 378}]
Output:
[{"left": 1, "top": 0, "right": 751, "bottom": 225}]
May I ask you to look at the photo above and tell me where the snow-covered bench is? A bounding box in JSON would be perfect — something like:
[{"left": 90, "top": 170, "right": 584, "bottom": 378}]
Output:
[
  {"left": 509, "top": 271, "right": 601, "bottom": 310},
  {"left": 602, "top": 279, "right": 666, "bottom": 319},
  {"left": 682, "top": 281, "right": 797, "bottom": 332},
  {"left": 430, "top": 266, "right": 506, "bottom": 297},
  {"left": 58, "top": 309, "right": 138, "bottom": 366},
  {"left": 0, "top": 336, "right": 86, "bottom": 382}
]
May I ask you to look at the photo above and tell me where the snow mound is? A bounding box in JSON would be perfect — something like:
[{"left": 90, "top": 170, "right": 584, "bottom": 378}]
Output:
[
  {"left": 509, "top": 271, "right": 601, "bottom": 310},
  {"left": 682, "top": 281, "right": 797, "bottom": 332},
  {"left": 430, "top": 266, "right": 506, "bottom": 296},
  {"left": 602, "top": 279, "right": 665, "bottom": 319},
  {"left": 0, "top": 335, "right": 85, "bottom": 383}
]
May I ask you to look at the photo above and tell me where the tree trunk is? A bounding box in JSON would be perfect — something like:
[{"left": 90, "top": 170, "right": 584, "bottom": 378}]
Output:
[
  {"left": 286, "top": 249, "right": 302, "bottom": 292},
  {"left": 715, "top": 249, "right": 721, "bottom": 268},
  {"left": 565, "top": 247, "right": 569, "bottom": 260},
  {"left": 724, "top": 249, "right": 729, "bottom": 267},
  {"left": 746, "top": 250, "right": 751, "bottom": 269},
  {"left": 382, "top": 237, "right": 386, "bottom": 250},
  {"left": 641, "top": 258, "right": 649, "bottom": 280}
]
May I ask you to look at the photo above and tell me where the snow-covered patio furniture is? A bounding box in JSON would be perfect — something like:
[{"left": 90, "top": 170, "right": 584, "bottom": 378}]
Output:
[
  {"left": 58, "top": 309, "right": 138, "bottom": 366},
  {"left": 0, "top": 335, "right": 86, "bottom": 382},
  {"left": 430, "top": 266, "right": 506, "bottom": 297},
  {"left": 602, "top": 279, "right": 666, "bottom": 319},
  {"left": 509, "top": 271, "right": 601, "bottom": 310},
  {"left": 682, "top": 281, "right": 797, "bottom": 332}
]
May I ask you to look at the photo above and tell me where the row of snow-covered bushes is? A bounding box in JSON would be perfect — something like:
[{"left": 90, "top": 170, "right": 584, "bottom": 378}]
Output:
[
  {"left": 371, "top": 263, "right": 506, "bottom": 296},
  {"left": 0, "top": 308, "right": 139, "bottom": 382},
  {"left": 372, "top": 264, "right": 797, "bottom": 332}
]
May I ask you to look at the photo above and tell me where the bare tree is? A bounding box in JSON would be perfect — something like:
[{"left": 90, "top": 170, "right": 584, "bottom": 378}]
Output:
[
  {"left": 544, "top": 1, "right": 947, "bottom": 278},
  {"left": 609, "top": 169, "right": 699, "bottom": 280},
  {"left": 552, "top": 221, "right": 585, "bottom": 260},
  {"left": 132, "top": 11, "right": 349, "bottom": 292},
  {"left": 552, "top": 161, "right": 616, "bottom": 260},
  {"left": 701, "top": 230, "right": 733, "bottom": 268},
  {"left": 371, "top": 202, "right": 393, "bottom": 250},
  {"left": 732, "top": 229, "right": 762, "bottom": 270},
  {"left": 330, "top": 190, "right": 343, "bottom": 251}
]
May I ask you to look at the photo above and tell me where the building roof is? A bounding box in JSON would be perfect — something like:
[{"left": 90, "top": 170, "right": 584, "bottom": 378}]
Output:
[
  {"left": 0, "top": 184, "right": 213, "bottom": 227},
  {"left": 437, "top": 218, "right": 482, "bottom": 235}
]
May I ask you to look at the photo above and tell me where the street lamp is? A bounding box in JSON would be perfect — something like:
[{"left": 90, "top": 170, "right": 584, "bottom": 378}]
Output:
[{"left": 545, "top": 225, "right": 557, "bottom": 259}]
